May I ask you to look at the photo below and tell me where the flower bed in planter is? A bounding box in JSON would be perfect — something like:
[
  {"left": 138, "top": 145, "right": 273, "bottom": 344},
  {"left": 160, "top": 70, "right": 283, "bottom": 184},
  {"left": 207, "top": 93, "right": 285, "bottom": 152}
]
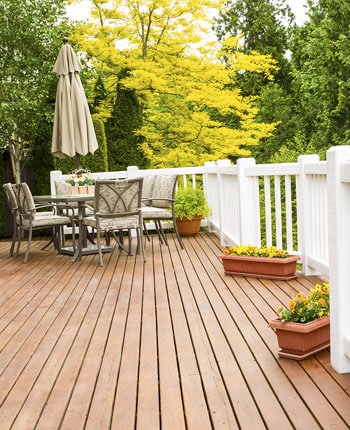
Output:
[
  {"left": 269, "top": 282, "right": 330, "bottom": 360},
  {"left": 218, "top": 253, "right": 299, "bottom": 280},
  {"left": 268, "top": 316, "right": 330, "bottom": 360}
]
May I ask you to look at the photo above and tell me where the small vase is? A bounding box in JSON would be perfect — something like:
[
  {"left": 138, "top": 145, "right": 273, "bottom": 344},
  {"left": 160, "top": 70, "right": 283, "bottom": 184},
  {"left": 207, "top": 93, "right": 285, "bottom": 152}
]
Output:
[
  {"left": 69, "top": 185, "right": 80, "bottom": 195},
  {"left": 78, "top": 185, "right": 88, "bottom": 194},
  {"left": 86, "top": 185, "right": 95, "bottom": 195},
  {"left": 218, "top": 254, "right": 299, "bottom": 280},
  {"left": 268, "top": 316, "right": 330, "bottom": 360}
]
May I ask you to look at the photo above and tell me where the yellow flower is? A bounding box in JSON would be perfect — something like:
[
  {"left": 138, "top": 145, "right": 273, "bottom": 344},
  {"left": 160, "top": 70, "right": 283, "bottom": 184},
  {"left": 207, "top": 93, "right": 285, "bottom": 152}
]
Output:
[
  {"left": 275, "top": 283, "right": 330, "bottom": 323},
  {"left": 318, "top": 298, "right": 326, "bottom": 307}
]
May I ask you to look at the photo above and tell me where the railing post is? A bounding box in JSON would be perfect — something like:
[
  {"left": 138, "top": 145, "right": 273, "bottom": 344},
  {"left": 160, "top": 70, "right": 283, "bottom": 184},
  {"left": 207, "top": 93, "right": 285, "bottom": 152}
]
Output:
[
  {"left": 327, "top": 146, "right": 350, "bottom": 373},
  {"left": 203, "top": 161, "right": 216, "bottom": 234},
  {"left": 297, "top": 154, "right": 321, "bottom": 275},
  {"left": 216, "top": 159, "right": 232, "bottom": 243},
  {"left": 127, "top": 166, "right": 140, "bottom": 178},
  {"left": 50, "top": 170, "right": 63, "bottom": 195},
  {"left": 236, "top": 158, "right": 260, "bottom": 245}
]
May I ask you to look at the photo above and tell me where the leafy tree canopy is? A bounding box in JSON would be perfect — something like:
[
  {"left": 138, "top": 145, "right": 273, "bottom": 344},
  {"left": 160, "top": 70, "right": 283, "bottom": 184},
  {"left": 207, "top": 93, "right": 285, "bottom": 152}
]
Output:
[
  {"left": 70, "top": 0, "right": 279, "bottom": 167},
  {"left": 0, "top": 0, "right": 68, "bottom": 181},
  {"left": 291, "top": 0, "right": 350, "bottom": 149}
]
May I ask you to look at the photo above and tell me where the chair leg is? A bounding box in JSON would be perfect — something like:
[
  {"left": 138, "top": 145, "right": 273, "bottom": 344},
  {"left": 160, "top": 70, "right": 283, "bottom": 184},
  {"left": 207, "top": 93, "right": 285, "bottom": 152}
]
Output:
[
  {"left": 15, "top": 229, "right": 22, "bottom": 259},
  {"left": 96, "top": 231, "right": 104, "bottom": 266},
  {"left": 71, "top": 221, "right": 76, "bottom": 252},
  {"left": 143, "top": 220, "right": 151, "bottom": 242},
  {"left": 24, "top": 229, "right": 33, "bottom": 263},
  {"left": 52, "top": 227, "right": 62, "bottom": 254},
  {"left": 153, "top": 220, "right": 165, "bottom": 244},
  {"left": 127, "top": 229, "right": 133, "bottom": 255},
  {"left": 9, "top": 222, "right": 17, "bottom": 257},
  {"left": 173, "top": 216, "right": 184, "bottom": 249},
  {"left": 157, "top": 220, "right": 168, "bottom": 245},
  {"left": 138, "top": 227, "right": 147, "bottom": 262}
]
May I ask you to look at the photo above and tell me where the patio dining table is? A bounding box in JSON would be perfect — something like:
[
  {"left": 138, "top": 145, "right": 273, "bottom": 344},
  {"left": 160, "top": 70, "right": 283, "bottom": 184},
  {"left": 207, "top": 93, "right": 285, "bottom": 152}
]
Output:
[{"left": 33, "top": 194, "right": 113, "bottom": 261}]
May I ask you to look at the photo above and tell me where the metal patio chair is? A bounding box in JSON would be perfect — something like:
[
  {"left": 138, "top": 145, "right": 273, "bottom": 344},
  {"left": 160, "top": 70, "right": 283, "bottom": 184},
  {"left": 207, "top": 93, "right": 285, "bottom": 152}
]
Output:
[
  {"left": 3, "top": 183, "right": 20, "bottom": 256},
  {"left": 80, "top": 178, "right": 146, "bottom": 266},
  {"left": 13, "top": 183, "right": 75, "bottom": 263},
  {"left": 141, "top": 174, "right": 184, "bottom": 249}
]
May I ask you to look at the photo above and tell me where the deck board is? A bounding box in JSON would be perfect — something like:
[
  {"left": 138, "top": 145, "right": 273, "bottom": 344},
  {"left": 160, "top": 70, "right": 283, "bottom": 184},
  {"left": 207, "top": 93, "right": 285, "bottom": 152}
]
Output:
[{"left": 0, "top": 235, "right": 349, "bottom": 429}]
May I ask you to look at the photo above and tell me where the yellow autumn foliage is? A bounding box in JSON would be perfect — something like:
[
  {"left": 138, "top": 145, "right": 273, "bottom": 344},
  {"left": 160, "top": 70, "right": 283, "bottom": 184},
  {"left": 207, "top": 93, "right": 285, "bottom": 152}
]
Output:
[{"left": 70, "top": 0, "right": 279, "bottom": 167}]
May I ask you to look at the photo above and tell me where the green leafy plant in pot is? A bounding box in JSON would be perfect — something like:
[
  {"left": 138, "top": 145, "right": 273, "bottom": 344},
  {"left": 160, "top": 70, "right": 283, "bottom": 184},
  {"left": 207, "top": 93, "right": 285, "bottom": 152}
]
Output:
[{"left": 174, "top": 187, "right": 211, "bottom": 236}]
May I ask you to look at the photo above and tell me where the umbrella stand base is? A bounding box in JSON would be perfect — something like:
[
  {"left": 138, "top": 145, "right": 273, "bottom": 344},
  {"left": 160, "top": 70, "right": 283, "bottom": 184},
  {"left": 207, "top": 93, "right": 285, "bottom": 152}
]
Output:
[{"left": 61, "top": 244, "right": 113, "bottom": 258}]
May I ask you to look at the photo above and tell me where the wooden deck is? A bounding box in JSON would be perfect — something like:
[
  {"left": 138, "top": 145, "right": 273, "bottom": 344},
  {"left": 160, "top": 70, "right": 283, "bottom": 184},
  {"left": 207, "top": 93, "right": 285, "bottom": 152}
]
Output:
[{"left": 0, "top": 233, "right": 349, "bottom": 430}]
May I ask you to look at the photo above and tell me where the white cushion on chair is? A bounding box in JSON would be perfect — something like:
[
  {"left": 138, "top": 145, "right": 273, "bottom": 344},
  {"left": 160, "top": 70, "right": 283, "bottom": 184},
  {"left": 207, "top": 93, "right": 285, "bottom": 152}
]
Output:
[
  {"left": 142, "top": 175, "right": 156, "bottom": 206},
  {"left": 151, "top": 174, "right": 177, "bottom": 208}
]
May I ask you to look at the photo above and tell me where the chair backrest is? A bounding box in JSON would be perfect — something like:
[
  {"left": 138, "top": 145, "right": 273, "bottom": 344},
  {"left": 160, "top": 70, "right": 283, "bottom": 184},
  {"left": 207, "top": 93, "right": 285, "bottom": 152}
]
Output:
[
  {"left": 95, "top": 178, "right": 143, "bottom": 218},
  {"left": 55, "top": 181, "right": 80, "bottom": 208},
  {"left": 150, "top": 174, "right": 178, "bottom": 208},
  {"left": 3, "top": 183, "right": 18, "bottom": 214},
  {"left": 13, "top": 183, "right": 38, "bottom": 219},
  {"left": 141, "top": 175, "right": 156, "bottom": 206},
  {"left": 55, "top": 180, "right": 70, "bottom": 196}
]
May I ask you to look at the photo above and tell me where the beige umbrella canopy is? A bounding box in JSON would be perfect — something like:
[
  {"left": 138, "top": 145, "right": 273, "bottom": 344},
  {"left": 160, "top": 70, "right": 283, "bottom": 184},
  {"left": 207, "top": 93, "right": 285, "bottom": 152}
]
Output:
[{"left": 51, "top": 38, "right": 98, "bottom": 168}]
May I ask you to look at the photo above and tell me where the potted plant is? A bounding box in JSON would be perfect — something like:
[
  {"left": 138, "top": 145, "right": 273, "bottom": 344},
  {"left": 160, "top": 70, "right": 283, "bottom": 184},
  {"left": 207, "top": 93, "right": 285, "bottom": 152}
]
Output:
[
  {"left": 269, "top": 282, "right": 330, "bottom": 360},
  {"left": 66, "top": 169, "right": 95, "bottom": 194},
  {"left": 174, "top": 187, "right": 211, "bottom": 236},
  {"left": 218, "top": 244, "right": 299, "bottom": 280}
]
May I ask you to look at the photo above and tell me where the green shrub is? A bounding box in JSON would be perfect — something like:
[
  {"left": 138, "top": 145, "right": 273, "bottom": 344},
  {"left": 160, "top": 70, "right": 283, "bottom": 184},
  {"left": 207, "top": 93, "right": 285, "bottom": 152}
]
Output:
[{"left": 174, "top": 187, "right": 211, "bottom": 220}]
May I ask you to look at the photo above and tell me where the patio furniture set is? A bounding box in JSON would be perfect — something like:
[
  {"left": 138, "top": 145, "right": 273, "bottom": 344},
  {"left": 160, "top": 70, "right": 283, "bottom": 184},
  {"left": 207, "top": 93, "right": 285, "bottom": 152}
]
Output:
[{"left": 3, "top": 174, "right": 183, "bottom": 266}]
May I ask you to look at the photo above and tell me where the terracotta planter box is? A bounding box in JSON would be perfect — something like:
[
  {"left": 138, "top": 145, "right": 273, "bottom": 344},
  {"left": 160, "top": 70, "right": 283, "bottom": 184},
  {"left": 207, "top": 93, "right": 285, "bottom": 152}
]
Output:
[
  {"left": 218, "top": 254, "right": 299, "bottom": 280},
  {"left": 268, "top": 316, "right": 330, "bottom": 360},
  {"left": 69, "top": 185, "right": 80, "bottom": 195},
  {"left": 86, "top": 185, "right": 95, "bottom": 195},
  {"left": 175, "top": 216, "right": 202, "bottom": 236}
]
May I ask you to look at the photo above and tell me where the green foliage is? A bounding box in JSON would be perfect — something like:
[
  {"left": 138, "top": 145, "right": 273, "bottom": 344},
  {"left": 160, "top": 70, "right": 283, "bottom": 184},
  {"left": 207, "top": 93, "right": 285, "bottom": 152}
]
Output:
[
  {"left": 32, "top": 118, "right": 55, "bottom": 195},
  {"left": 215, "top": 0, "right": 295, "bottom": 91},
  {"left": 277, "top": 282, "right": 330, "bottom": 323},
  {"left": 72, "top": 0, "right": 278, "bottom": 167},
  {"left": 290, "top": 0, "right": 350, "bottom": 150},
  {"left": 252, "top": 83, "right": 299, "bottom": 162},
  {"left": 174, "top": 187, "right": 211, "bottom": 220},
  {"left": 0, "top": 0, "right": 69, "bottom": 182},
  {"left": 214, "top": 0, "right": 297, "bottom": 163},
  {"left": 105, "top": 68, "right": 147, "bottom": 171},
  {"left": 270, "top": 133, "right": 319, "bottom": 163}
]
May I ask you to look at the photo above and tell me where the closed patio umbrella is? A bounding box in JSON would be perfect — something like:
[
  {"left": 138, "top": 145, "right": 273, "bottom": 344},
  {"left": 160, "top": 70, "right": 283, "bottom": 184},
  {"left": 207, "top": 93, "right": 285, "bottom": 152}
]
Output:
[{"left": 51, "top": 38, "right": 98, "bottom": 168}]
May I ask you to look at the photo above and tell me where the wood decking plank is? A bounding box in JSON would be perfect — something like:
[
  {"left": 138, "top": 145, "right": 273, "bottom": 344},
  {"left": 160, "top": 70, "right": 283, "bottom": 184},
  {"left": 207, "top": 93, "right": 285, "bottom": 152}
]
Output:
[
  {"left": 0, "top": 234, "right": 349, "bottom": 429},
  {"left": 168, "top": 239, "right": 239, "bottom": 429},
  {"left": 0, "top": 253, "right": 95, "bottom": 427},
  {"left": 162, "top": 241, "right": 213, "bottom": 430},
  {"left": 37, "top": 252, "right": 124, "bottom": 429},
  {"left": 152, "top": 240, "right": 186, "bottom": 429},
  {"left": 136, "top": 240, "right": 160, "bottom": 430},
  {"left": 185, "top": 236, "right": 298, "bottom": 429},
  {"left": 111, "top": 254, "right": 145, "bottom": 429},
  {"left": 7, "top": 255, "right": 105, "bottom": 429},
  {"left": 198, "top": 233, "right": 323, "bottom": 429},
  {"left": 84, "top": 254, "right": 134, "bottom": 429},
  {"left": 179, "top": 238, "right": 267, "bottom": 428}
]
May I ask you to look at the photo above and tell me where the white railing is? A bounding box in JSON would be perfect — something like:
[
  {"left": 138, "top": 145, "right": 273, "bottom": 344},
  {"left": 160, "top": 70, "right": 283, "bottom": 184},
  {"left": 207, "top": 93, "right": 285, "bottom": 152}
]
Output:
[{"left": 50, "top": 145, "right": 350, "bottom": 373}]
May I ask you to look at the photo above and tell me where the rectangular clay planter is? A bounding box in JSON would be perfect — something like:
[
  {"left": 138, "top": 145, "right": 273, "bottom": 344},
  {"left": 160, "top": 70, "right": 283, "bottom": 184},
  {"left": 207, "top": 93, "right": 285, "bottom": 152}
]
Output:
[
  {"left": 268, "top": 316, "right": 330, "bottom": 360},
  {"left": 218, "top": 254, "right": 299, "bottom": 280}
]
